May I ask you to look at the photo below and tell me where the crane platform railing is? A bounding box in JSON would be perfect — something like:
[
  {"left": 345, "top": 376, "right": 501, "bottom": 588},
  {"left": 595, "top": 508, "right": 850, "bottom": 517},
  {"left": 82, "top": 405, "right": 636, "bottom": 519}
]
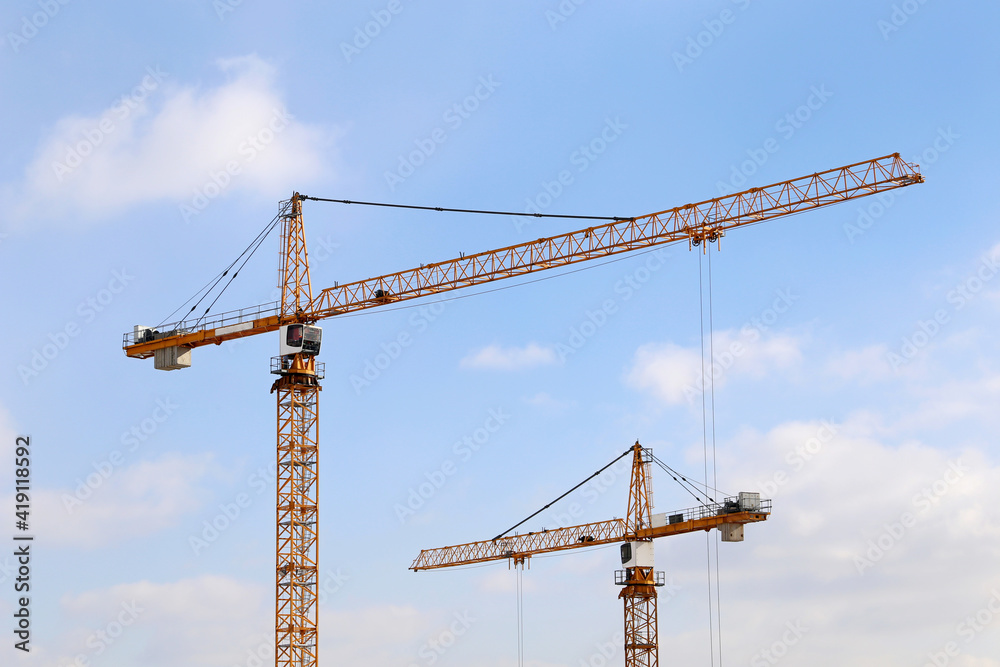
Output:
[
  {"left": 655, "top": 497, "right": 774, "bottom": 526},
  {"left": 123, "top": 300, "right": 282, "bottom": 354}
]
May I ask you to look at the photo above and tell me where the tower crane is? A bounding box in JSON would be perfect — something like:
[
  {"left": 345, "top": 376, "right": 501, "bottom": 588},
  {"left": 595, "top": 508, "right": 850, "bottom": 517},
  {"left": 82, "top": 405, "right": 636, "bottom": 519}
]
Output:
[
  {"left": 410, "top": 442, "right": 770, "bottom": 667},
  {"left": 121, "top": 153, "right": 923, "bottom": 667}
]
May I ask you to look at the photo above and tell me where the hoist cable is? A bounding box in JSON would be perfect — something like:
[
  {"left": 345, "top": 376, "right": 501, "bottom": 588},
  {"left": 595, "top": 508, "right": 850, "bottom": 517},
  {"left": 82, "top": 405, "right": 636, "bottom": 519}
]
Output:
[
  {"left": 708, "top": 246, "right": 725, "bottom": 667},
  {"left": 698, "top": 249, "right": 716, "bottom": 667}
]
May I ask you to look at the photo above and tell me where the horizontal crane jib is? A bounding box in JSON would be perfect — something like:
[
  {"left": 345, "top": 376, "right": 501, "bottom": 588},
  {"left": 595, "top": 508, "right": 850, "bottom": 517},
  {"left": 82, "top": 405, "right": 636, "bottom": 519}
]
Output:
[
  {"left": 410, "top": 519, "right": 627, "bottom": 571},
  {"left": 410, "top": 505, "right": 772, "bottom": 571},
  {"left": 307, "top": 153, "right": 920, "bottom": 318},
  {"left": 123, "top": 153, "right": 921, "bottom": 357}
]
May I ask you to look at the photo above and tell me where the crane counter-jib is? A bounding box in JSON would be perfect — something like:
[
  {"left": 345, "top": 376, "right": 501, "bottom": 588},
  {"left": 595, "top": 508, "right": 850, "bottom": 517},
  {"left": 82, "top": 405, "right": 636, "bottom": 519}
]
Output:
[{"left": 122, "top": 152, "right": 922, "bottom": 363}]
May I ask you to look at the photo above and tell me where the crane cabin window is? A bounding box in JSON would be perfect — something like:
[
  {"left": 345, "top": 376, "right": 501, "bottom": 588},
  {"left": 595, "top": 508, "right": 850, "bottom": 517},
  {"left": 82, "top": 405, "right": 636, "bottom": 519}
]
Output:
[
  {"left": 301, "top": 326, "right": 322, "bottom": 355},
  {"left": 286, "top": 325, "right": 304, "bottom": 347}
]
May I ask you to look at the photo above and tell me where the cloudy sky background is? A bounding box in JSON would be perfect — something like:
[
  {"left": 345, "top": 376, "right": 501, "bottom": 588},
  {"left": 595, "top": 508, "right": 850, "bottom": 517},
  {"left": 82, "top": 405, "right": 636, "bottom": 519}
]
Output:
[{"left": 1, "top": 1, "right": 999, "bottom": 666}]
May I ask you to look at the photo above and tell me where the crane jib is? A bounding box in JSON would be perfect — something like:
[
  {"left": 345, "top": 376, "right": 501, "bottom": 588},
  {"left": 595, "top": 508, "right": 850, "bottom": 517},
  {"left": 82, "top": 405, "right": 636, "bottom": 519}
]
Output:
[{"left": 122, "top": 153, "right": 922, "bottom": 362}]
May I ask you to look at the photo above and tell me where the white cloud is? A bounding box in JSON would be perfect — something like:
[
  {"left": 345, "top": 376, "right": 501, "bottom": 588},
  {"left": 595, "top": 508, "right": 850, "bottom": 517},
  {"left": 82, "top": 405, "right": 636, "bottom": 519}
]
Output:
[
  {"left": 460, "top": 342, "right": 557, "bottom": 371},
  {"left": 50, "top": 575, "right": 270, "bottom": 667},
  {"left": 717, "top": 329, "right": 803, "bottom": 375},
  {"left": 625, "top": 341, "right": 702, "bottom": 405},
  {"left": 320, "top": 604, "right": 457, "bottom": 667},
  {"left": 955, "top": 658, "right": 1000, "bottom": 667},
  {"left": 895, "top": 372, "right": 1000, "bottom": 433},
  {"left": 820, "top": 329, "right": 1000, "bottom": 432},
  {"left": 3, "top": 55, "right": 336, "bottom": 227},
  {"left": 478, "top": 568, "right": 540, "bottom": 594},
  {"left": 626, "top": 330, "right": 803, "bottom": 405},
  {"left": 637, "top": 413, "right": 1000, "bottom": 667},
  {"left": 31, "top": 453, "right": 216, "bottom": 548},
  {"left": 5, "top": 573, "right": 438, "bottom": 667},
  {"left": 825, "top": 344, "right": 896, "bottom": 383}
]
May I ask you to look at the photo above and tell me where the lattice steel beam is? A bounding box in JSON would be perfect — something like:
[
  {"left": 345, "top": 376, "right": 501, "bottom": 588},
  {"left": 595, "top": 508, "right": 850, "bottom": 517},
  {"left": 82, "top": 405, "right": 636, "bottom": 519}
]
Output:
[{"left": 273, "top": 355, "right": 321, "bottom": 667}]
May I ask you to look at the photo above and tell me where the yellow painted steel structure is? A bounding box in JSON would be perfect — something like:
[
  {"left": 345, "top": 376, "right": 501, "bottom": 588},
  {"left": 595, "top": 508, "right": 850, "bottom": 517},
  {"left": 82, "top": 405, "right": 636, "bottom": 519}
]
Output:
[
  {"left": 412, "top": 443, "right": 771, "bottom": 667},
  {"left": 620, "top": 561, "right": 658, "bottom": 667},
  {"left": 272, "top": 363, "right": 320, "bottom": 666},
  {"left": 271, "top": 196, "right": 322, "bottom": 667},
  {"left": 123, "top": 154, "right": 922, "bottom": 358},
  {"left": 621, "top": 445, "right": 658, "bottom": 667},
  {"left": 122, "top": 153, "right": 922, "bottom": 667}
]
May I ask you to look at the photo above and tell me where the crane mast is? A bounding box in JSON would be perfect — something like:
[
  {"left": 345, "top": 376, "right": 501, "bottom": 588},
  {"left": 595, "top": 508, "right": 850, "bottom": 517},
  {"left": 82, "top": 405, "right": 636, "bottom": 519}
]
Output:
[
  {"left": 271, "top": 195, "right": 321, "bottom": 667},
  {"left": 621, "top": 445, "right": 658, "bottom": 667}
]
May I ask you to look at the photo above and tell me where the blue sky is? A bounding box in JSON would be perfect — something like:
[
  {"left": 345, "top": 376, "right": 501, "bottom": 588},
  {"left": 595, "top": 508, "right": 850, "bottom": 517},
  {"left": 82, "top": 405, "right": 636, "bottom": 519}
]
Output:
[{"left": 1, "top": 1, "right": 999, "bottom": 666}]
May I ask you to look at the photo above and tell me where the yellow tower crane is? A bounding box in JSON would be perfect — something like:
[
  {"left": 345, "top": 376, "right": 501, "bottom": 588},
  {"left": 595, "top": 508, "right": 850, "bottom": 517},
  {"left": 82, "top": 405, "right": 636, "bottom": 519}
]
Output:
[
  {"left": 411, "top": 442, "right": 771, "bottom": 667},
  {"left": 122, "top": 154, "right": 923, "bottom": 667}
]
